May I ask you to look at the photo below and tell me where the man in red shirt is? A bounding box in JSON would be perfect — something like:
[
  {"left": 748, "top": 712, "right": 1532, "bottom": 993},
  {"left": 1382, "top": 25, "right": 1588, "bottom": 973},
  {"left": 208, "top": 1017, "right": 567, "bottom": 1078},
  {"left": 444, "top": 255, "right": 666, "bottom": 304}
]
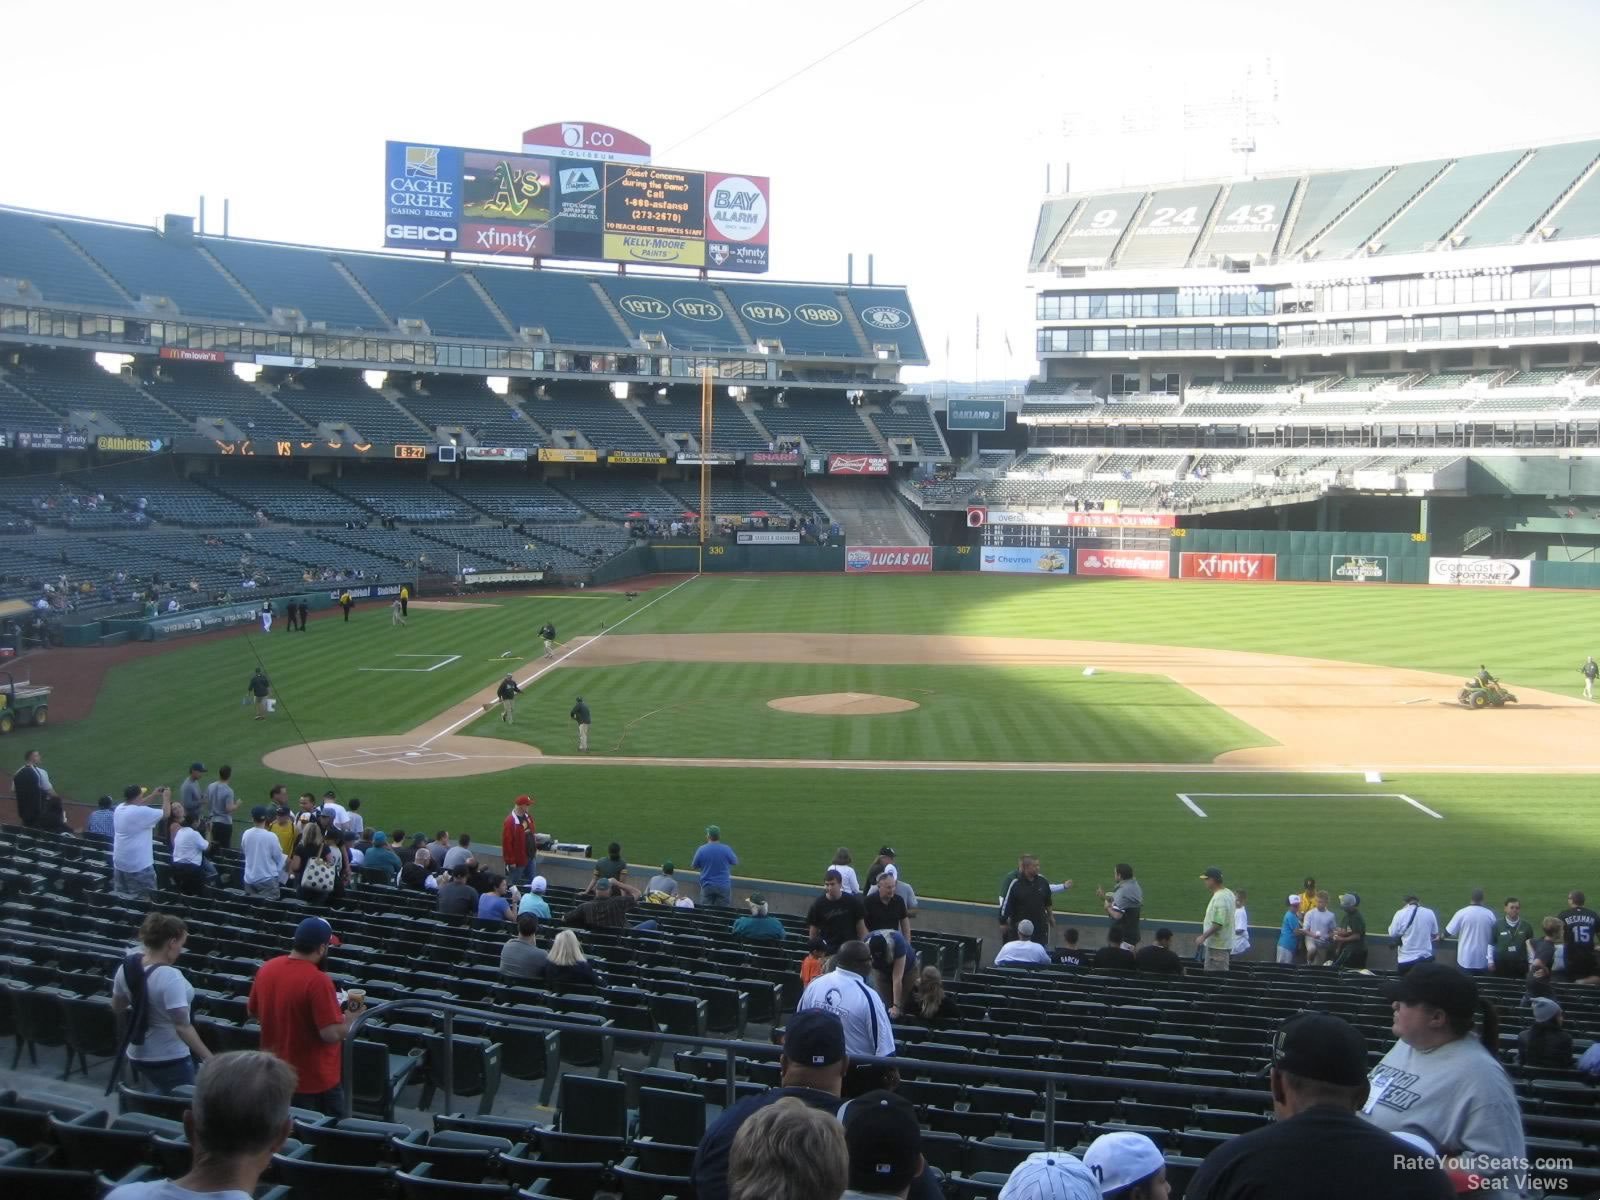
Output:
[
  {"left": 501, "top": 794, "right": 535, "bottom": 885},
  {"left": 247, "top": 917, "right": 363, "bottom": 1116}
]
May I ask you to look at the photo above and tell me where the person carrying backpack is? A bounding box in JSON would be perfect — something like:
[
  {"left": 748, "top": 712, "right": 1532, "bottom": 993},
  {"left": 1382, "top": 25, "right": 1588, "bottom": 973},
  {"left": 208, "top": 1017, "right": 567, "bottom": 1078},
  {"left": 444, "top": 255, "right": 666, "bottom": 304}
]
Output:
[{"left": 110, "top": 912, "right": 212, "bottom": 1094}]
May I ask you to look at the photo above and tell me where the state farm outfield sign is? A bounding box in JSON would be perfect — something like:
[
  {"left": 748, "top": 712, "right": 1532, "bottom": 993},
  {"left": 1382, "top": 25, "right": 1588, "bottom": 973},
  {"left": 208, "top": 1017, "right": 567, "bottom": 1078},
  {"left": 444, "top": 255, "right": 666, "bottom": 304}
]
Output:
[
  {"left": 1075, "top": 548, "right": 1168, "bottom": 579},
  {"left": 1428, "top": 556, "right": 1531, "bottom": 588},
  {"left": 845, "top": 546, "right": 932, "bottom": 574},
  {"left": 1179, "top": 552, "right": 1277, "bottom": 581}
]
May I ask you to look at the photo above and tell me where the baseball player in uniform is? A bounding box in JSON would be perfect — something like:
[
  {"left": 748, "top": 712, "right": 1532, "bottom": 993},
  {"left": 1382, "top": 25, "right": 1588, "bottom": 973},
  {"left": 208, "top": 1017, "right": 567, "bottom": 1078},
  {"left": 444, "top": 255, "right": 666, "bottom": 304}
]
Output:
[
  {"left": 540, "top": 622, "right": 557, "bottom": 659},
  {"left": 1583, "top": 656, "right": 1597, "bottom": 700},
  {"left": 260, "top": 599, "right": 273, "bottom": 634}
]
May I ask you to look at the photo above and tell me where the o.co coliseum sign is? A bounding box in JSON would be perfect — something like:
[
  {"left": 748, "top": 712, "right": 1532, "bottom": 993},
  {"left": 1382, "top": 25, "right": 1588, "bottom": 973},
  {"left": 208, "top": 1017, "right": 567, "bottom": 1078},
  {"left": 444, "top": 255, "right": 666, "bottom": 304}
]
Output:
[{"left": 1178, "top": 552, "right": 1278, "bottom": 581}]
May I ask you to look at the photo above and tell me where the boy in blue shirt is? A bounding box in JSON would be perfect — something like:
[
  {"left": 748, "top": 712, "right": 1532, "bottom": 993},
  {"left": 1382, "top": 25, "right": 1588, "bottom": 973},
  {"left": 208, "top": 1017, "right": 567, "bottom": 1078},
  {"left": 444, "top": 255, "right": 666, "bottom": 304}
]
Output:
[{"left": 1277, "top": 894, "right": 1303, "bottom": 964}]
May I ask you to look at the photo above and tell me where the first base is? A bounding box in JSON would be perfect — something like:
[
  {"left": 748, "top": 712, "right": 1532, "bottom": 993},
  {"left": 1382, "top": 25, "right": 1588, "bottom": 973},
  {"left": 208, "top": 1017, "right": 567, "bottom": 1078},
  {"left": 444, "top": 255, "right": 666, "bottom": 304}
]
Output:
[{"left": 1082, "top": 667, "right": 1097, "bottom": 677}]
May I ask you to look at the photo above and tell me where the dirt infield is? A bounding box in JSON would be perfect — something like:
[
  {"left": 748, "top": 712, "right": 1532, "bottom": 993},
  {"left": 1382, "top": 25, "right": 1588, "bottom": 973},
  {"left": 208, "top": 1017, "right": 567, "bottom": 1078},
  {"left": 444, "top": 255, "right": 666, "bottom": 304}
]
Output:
[
  {"left": 407, "top": 600, "right": 501, "bottom": 611},
  {"left": 258, "top": 632, "right": 1600, "bottom": 779},
  {"left": 767, "top": 692, "right": 921, "bottom": 715}
]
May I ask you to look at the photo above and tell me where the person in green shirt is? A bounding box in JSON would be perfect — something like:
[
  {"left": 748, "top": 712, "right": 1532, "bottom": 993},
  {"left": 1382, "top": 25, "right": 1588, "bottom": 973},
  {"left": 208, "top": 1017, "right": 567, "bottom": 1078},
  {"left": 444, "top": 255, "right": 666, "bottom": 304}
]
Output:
[
  {"left": 591, "top": 842, "right": 627, "bottom": 883},
  {"left": 731, "top": 893, "right": 787, "bottom": 941},
  {"left": 1491, "top": 896, "right": 1534, "bottom": 979},
  {"left": 1195, "top": 866, "right": 1237, "bottom": 972},
  {"left": 1330, "top": 892, "right": 1368, "bottom": 968}
]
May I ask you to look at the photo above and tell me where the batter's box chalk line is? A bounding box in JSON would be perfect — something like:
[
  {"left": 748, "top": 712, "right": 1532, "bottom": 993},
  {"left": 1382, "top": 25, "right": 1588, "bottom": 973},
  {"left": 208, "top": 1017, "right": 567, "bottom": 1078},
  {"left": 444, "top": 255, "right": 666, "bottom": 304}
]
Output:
[
  {"left": 1177, "top": 792, "right": 1443, "bottom": 819},
  {"left": 321, "top": 745, "right": 466, "bottom": 768}
]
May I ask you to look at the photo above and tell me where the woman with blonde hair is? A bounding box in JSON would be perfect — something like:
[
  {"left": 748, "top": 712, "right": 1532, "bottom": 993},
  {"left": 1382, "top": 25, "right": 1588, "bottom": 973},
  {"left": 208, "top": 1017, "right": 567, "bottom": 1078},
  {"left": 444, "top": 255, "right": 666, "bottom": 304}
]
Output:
[
  {"left": 911, "top": 964, "right": 962, "bottom": 1023},
  {"left": 543, "top": 928, "right": 600, "bottom": 989},
  {"left": 829, "top": 848, "right": 861, "bottom": 895},
  {"left": 111, "top": 912, "right": 213, "bottom": 1093}
]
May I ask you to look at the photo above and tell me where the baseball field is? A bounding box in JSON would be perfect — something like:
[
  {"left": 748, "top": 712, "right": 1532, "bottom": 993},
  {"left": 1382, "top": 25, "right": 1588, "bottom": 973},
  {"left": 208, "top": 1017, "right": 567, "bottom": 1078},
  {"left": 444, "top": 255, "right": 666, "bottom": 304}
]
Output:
[{"left": 21, "top": 573, "right": 1600, "bottom": 923}]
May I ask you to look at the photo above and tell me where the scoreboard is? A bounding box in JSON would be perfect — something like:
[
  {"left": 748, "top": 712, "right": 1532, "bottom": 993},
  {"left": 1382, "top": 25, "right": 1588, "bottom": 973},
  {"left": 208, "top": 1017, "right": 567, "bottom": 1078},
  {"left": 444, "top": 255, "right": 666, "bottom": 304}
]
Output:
[
  {"left": 983, "top": 525, "right": 1078, "bottom": 548},
  {"left": 385, "top": 140, "right": 770, "bottom": 272}
]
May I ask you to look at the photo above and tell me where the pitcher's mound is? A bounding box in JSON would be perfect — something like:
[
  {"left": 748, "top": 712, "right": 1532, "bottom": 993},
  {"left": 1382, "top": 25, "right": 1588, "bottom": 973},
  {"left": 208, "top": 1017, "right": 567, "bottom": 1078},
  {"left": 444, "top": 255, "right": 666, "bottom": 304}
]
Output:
[{"left": 767, "top": 692, "right": 920, "bottom": 716}]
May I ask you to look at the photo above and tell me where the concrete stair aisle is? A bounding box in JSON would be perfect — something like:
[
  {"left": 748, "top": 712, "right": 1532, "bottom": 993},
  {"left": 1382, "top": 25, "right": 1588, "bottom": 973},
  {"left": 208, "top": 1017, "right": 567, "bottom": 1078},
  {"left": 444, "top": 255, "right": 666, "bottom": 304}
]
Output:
[{"left": 806, "top": 477, "right": 928, "bottom": 546}]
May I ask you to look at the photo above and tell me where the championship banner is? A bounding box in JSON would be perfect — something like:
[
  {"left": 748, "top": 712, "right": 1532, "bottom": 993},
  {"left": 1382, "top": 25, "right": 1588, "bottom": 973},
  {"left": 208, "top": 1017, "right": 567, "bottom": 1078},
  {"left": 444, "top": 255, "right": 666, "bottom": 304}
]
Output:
[
  {"left": 538, "top": 447, "right": 599, "bottom": 463},
  {"left": 1075, "top": 548, "right": 1169, "bottom": 579},
  {"left": 736, "top": 530, "right": 801, "bottom": 545},
  {"left": 828, "top": 453, "right": 890, "bottom": 476},
  {"left": 979, "top": 546, "right": 1071, "bottom": 575},
  {"left": 750, "top": 450, "right": 800, "bottom": 466},
  {"left": 1428, "top": 557, "right": 1531, "bottom": 588},
  {"left": 1179, "top": 552, "right": 1277, "bottom": 581},
  {"left": 845, "top": 546, "right": 933, "bottom": 574},
  {"left": 607, "top": 451, "right": 669, "bottom": 465},
  {"left": 1331, "top": 555, "right": 1388, "bottom": 583},
  {"left": 463, "top": 446, "right": 529, "bottom": 462},
  {"left": 984, "top": 509, "right": 1176, "bottom": 529}
]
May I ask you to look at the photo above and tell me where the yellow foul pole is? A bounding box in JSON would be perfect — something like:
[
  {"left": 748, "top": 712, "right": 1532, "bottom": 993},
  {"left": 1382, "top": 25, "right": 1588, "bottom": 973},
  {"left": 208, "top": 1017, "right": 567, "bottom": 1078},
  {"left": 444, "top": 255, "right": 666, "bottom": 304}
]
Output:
[{"left": 699, "top": 367, "right": 714, "bottom": 573}]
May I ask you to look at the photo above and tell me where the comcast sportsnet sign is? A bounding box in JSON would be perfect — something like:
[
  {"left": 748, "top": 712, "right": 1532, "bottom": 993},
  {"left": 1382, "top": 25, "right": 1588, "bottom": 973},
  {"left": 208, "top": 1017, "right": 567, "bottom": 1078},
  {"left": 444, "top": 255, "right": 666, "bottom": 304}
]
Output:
[
  {"left": 845, "top": 546, "right": 932, "bottom": 574},
  {"left": 1179, "top": 552, "right": 1278, "bottom": 581}
]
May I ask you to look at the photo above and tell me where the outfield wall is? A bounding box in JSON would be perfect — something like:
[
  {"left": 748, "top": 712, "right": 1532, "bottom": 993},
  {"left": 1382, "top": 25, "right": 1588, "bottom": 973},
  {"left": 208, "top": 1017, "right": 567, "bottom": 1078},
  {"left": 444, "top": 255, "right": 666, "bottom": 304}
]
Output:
[{"left": 595, "top": 530, "right": 1600, "bottom": 589}]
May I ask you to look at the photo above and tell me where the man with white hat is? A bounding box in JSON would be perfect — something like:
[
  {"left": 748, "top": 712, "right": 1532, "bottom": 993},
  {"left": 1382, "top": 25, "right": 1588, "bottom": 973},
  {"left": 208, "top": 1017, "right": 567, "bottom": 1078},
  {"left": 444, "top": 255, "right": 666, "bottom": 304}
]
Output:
[
  {"left": 1082, "top": 1131, "right": 1167, "bottom": 1199},
  {"left": 997, "top": 1150, "right": 1101, "bottom": 1200}
]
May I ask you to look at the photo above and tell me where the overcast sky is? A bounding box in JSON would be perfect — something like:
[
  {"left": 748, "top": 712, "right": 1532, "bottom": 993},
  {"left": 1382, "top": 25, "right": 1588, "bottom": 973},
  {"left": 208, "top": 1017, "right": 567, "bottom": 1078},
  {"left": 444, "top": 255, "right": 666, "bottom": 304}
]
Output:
[{"left": 7, "top": 0, "right": 1600, "bottom": 383}]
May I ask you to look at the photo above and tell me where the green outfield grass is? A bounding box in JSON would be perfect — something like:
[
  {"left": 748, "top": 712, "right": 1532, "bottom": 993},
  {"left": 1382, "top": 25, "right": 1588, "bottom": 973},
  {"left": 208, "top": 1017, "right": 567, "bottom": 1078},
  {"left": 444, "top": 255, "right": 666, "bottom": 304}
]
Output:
[
  {"left": 467, "top": 661, "right": 1270, "bottom": 762},
  {"left": 18, "top": 574, "right": 1600, "bottom": 919}
]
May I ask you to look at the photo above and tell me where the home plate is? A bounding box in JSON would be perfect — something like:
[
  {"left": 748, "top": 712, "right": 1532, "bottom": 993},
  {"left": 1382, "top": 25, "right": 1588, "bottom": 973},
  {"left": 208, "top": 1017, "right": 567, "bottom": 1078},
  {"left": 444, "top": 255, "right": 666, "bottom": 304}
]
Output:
[{"left": 320, "top": 745, "right": 464, "bottom": 769}]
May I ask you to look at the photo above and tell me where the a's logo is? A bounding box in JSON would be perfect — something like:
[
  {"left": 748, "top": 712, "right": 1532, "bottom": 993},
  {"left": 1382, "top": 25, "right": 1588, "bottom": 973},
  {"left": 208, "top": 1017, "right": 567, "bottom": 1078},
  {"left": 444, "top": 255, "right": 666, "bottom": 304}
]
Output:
[
  {"left": 672, "top": 298, "right": 723, "bottom": 321},
  {"left": 482, "top": 160, "right": 544, "bottom": 218},
  {"left": 740, "top": 301, "right": 791, "bottom": 325},
  {"left": 861, "top": 305, "right": 910, "bottom": 330},
  {"left": 404, "top": 146, "right": 439, "bottom": 178},
  {"left": 561, "top": 123, "right": 584, "bottom": 148},
  {"left": 619, "top": 295, "right": 671, "bottom": 319},
  {"left": 559, "top": 166, "right": 599, "bottom": 193},
  {"left": 708, "top": 176, "right": 768, "bottom": 243},
  {"left": 1037, "top": 552, "right": 1067, "bottom": 572},
  {"left": 796, "top": 303, "right": 842, "bottom": 327}
]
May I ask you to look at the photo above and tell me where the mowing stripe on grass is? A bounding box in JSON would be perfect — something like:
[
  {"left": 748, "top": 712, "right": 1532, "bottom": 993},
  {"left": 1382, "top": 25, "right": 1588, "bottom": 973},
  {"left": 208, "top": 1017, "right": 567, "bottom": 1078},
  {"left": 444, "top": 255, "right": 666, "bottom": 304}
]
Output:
[{"left": 420, "top": 575, "right": 699, "bottom": 746}]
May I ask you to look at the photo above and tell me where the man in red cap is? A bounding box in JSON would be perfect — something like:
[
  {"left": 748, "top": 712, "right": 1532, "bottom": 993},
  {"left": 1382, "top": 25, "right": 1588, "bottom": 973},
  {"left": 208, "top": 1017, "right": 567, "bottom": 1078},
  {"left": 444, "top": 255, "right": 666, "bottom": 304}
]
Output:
[
  {"left": 247, "top": 917, "right": 363, "bottom": 1117},
  {"left": 501, "top": 795, "right": 536, "bottom": 885}
]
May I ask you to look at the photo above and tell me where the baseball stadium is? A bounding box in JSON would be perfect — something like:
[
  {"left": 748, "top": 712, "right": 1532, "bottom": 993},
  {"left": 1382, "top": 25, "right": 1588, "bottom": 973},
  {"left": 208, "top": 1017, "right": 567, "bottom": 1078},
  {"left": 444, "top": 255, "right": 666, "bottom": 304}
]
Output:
[{"left": 5, "top": 21, "right": 1600, "bottom": 1197}]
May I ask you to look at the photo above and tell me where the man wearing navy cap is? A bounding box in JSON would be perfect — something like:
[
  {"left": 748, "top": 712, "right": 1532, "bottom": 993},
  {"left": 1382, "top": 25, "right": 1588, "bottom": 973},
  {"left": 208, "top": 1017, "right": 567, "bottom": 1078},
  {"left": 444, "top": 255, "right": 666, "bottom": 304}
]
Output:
[
  {"left": 1185, "top": 1012, "right": 1454, "bottom": 1199},
  {"left": 842, "top": 1089, "right": 925, "bottom": 1200},
  {"left": 693, "top": 1008, "right": 850, "bottom": 1200},
  {"left": 247, "top": 917, "right": 363, "bottom": 1117}
]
